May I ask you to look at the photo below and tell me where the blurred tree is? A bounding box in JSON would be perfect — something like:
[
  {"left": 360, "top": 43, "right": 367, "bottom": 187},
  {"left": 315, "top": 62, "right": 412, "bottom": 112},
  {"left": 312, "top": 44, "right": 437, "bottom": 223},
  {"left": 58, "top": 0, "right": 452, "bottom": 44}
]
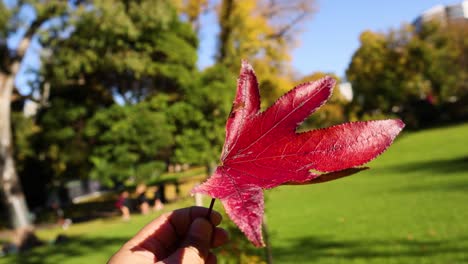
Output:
[
  {"left": 346, "top": 31, "right": 395, "bottom": 115},
  {"left": 347, "top": 28, "right": 429, "bottom": 127},
  {"left": 0, "top": 0, "right": 69, "bottom": 232},
  {"left": 427, "top": 21, "right": 468, "bottom": 121},
  {"left": 34, "top": 87, "right": 100, "bottom": 182},
  {"left": 41, "top": 0, "right": 198, "bottom": 103},
  {"left": 346, "top": 21, "right": 468, "bottom": 128},
  {"left": 35, "top": 0, "right": 199, "bottom": 184},
  {"left": 12, "top": 113, "right": 39, "bottom": 178},
  {"left": 85, "top": 95, "right": 175, "bottom": 186},
  {"left": 174, "top": 0, "right": 209, "bottom": 33},
  {"left": 171, "top": 65, "right": 235, "bottom": 170},
  {"left": 216, "top": 0, "right": 316, "bottom": 105}
]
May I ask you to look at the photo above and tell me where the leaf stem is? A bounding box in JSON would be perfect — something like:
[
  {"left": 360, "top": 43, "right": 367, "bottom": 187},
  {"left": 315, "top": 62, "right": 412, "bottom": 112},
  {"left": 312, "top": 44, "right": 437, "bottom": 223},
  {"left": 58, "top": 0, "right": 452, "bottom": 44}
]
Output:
[{"left": 206, "top": 198, "right": 216, "bottom": 219}]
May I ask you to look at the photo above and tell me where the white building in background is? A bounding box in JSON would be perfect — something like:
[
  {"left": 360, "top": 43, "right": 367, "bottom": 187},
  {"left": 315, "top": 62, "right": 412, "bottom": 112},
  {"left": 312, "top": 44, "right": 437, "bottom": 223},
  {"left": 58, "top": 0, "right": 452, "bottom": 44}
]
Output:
[
  {"left": 23, "top": 100, "right": 39, "bottom": 117},
  {"left": 413, "top": 0, "right": 468, "bottom": 30},
  {"left": 338, "top": 82, "right": 353, "bottom": 101}
]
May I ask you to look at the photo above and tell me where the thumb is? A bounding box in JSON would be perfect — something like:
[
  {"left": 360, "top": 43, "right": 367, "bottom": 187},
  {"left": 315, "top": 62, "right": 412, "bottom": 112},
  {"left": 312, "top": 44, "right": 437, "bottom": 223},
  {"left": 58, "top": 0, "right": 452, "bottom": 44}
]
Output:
[{"left": 162, "top": 218, "right": 213, "bottom": 263}]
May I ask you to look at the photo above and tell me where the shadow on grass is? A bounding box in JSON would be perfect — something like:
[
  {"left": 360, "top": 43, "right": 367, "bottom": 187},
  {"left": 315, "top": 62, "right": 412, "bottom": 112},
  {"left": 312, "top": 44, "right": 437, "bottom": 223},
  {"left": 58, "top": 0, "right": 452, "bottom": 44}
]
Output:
[
  {"left": 393, "top": 156, "right": 468, "bottom": 174},
  {"left": 272, "top": 235, "right": 468, "bottom": 262},
  {"left": 379, "top": 156, "right": 468, "bottom": 175},
  {"left": 375, "top": 156, "right": 468, "bottom": 193},
  {"left": 2, "top": 235, "right": 127, "bottom": 264}
]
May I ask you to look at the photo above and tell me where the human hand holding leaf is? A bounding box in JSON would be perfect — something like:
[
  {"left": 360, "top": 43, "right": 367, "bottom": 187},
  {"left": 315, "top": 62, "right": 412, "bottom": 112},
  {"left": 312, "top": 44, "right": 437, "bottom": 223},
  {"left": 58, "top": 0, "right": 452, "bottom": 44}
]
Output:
[{"left": 192, "top": 61, "right": 404, "bottom": 247}]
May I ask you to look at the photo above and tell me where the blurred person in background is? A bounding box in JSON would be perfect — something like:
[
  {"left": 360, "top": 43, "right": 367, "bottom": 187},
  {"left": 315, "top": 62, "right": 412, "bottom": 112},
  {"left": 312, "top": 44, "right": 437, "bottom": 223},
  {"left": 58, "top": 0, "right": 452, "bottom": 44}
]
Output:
[
  {"left": 115, "top": 190, "right": 131, "bottom": 221},
  {"left": 136, "top": 184, "right": 150, "bottom": 215},
  {"left": 152, "top": 184, "right": 164, "bottom": 212}
]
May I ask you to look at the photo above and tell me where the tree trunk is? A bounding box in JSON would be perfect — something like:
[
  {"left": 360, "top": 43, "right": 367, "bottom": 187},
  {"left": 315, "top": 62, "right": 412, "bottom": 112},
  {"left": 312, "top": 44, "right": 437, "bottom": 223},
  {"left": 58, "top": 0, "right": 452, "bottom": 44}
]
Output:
[
  {"left": 0, "top": 5, "right": 63, "bottom": 249},
  {"left": 217, "top": 0, "right": 234, "bottom": 63},
  {"left": 0, "top": 72, "right": 32, "bottom": 230}
]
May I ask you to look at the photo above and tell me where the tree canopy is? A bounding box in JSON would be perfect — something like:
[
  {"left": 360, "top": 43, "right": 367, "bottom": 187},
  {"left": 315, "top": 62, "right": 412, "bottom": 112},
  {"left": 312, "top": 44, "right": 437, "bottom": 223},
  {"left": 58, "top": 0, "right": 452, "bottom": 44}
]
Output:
[
  {"left": 216, "top": 0, "right": 315, "bottom": 104},
  {"left": 85, "top": 95, "right": 175, "bottom": 186},
  {"left": 33, "top": 0, "right": 200, "bottom": 185},
  {"left": 346, "top": 21, "right": 468, "bottom": 128},
  {"left": 42, "top": 0, "right": 198, "bottom": 103}
]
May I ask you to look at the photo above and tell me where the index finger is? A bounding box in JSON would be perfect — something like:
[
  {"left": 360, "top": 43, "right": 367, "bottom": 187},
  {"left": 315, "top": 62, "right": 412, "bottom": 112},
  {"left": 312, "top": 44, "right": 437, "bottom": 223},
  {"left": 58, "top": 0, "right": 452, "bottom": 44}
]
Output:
[
  {"left": 127, "top": 207, "right": 222, "bottom": 252},
  {"left": 170, "top": 206, "right": 222, "bottom": 236}
]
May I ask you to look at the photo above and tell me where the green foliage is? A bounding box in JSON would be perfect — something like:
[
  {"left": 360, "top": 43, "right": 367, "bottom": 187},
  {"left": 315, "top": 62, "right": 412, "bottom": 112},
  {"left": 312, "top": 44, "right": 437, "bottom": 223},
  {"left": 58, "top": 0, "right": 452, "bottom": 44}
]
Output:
[
  {"left": 172, "top": 65, "right": 236, "bottom": 165},
  {"left": 347, "top": 30, "right": 398, "bottom": 114},
  {"left": 85, "top": 96, "right": 175, "bottom": 186},
  {"left": 33, "top": 0, "right": 202, "bottom": 185},
  {"left": 12, "top": 112, "right": 39, "bottom": 173},
  {"left": 0, "top": 1, "right": 10, "bottom": 39},
  {"left": 347, "top": 22, "right": 468, "bottom": 128},
  {"left": 42, "top": 0, "right": 198, "bottom": 103},
  {"left": 33, "top": 82, "right": 110, "bottom": 181},
  {"left": 35, "top": 96, "right": 93, "bottom": 179}
]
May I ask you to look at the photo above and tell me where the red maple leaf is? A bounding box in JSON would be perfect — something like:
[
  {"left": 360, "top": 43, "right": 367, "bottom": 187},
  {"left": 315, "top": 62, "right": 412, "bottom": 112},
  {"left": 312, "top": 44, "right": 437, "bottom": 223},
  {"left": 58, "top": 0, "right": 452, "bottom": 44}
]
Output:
[{"left": 192, "top": 61, "right": 404, "bottom": 247}]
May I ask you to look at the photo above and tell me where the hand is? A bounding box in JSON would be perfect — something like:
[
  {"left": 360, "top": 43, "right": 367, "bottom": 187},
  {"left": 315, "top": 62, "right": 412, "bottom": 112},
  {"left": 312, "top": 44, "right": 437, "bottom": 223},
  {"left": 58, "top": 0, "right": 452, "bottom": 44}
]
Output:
[{"left": 108, "top": 206, "right": 229, "bottom": 264}]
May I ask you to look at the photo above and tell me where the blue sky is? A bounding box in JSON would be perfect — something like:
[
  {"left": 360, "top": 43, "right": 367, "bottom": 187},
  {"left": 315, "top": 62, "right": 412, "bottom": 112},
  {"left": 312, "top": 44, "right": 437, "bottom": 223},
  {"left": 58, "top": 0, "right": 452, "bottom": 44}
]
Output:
[
  {"left": 197, "top": 0, "right": 463, "bottom": 78},
  {"left": 15, "top": 0, "right": 463, "bottom": 91}
]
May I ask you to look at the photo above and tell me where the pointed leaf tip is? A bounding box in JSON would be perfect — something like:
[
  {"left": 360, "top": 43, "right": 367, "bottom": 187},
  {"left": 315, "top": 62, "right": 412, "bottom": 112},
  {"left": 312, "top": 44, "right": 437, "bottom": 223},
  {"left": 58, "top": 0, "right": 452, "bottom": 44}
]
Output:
[
  {"left": 241, "top": 60, "right": 254, "bottom": 72},
  {"left": 395, "top": 118, "right": 406, "bottom": 129},
  {"left": 322, "top": 75, "right": 337, "bottom": 87}
]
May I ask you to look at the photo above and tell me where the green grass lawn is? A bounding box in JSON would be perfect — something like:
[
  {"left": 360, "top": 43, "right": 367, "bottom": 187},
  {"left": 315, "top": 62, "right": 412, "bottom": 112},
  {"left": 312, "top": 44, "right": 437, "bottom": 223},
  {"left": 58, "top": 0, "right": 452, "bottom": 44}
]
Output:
[{"left": 1, "top": 123, "right": 468, "bottom": 263}]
